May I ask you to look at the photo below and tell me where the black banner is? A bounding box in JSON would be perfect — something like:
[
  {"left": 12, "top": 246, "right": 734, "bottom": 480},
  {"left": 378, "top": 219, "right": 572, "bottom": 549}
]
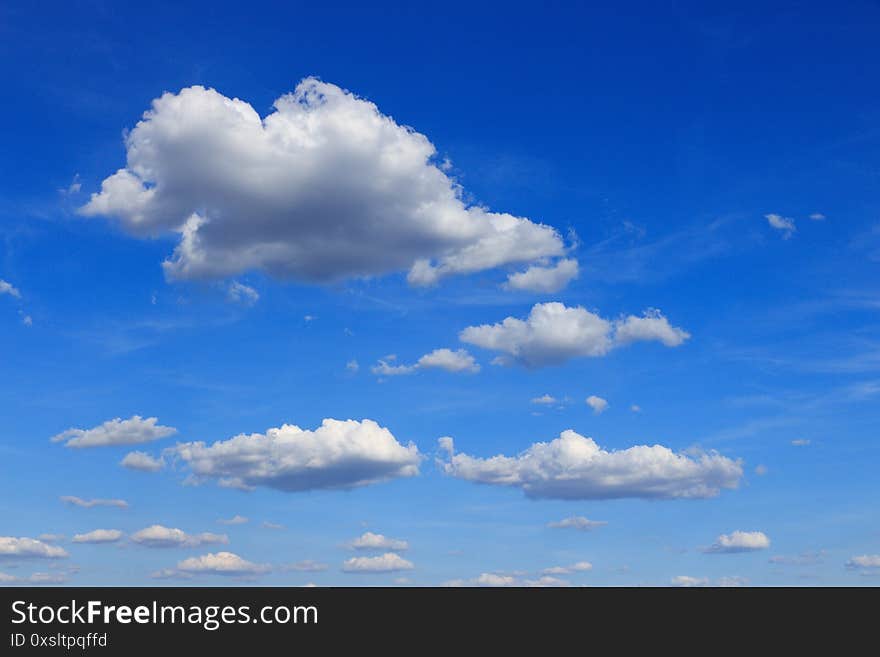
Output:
[{"left": 0, "top": 587, "right": 873, "bottom": 651}]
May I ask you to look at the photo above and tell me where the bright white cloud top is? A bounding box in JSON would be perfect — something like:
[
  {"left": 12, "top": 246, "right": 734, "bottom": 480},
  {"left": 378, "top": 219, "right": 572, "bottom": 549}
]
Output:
[
  {"left": 350, "top": 532, "right": 409, "bottom": 552},
  {"left": 167, "top": 418, "right": 421, "bottom": 492},
  {"left": 437, "top": 430, "right": 742, "bottom": 500},
  {"left": 130, "top": 525, "right": 229, "bottom": 548},
  {"left": 846, "top": 555, "right": 880, "bottom": 570},
  {"left": 372, "top": 348, "right": 479, "bottom": 376},
  {"left": 51, "top": 415, "right": 177, "bottom": 448},
  {"left": 342, "top": 553, "right": 414, "bottom": 573},
  {"left": 81, "top": 78, "right": 568, "bottom": 287},
  {"left": 703, "top": 531, "right": 771, "bottom": 553},
  {"left": 459, "top": 302, "right": 689, "bottom": 368},
  {"left": 0, "top": 537, "right": 68, "bottom": 559}
]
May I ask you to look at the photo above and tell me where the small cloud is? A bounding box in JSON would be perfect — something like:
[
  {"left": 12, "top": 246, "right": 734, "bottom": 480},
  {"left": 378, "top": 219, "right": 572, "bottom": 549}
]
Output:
[
  {"left": 809, "top": 213, "right": 826, "bottom": 221},
  {"left": 504, "top": 258, "right": 579, "bottom": 293},
  {"left": 546, "top": 516, "right": 607, "bottom": 531},
  {"left": 346, "top": 360, "right": 359, "bottom": 373},
  {"left": 630, "top": 404, "right": 641, "bottom": 413},
  {"left": 765, "top": 213, "right": 796, "bottom": 239},
  {"left": 349, "top": 532, "right": 409, "bottom": 552},
  {"left": 846, "top": 555, "right": 880, "bottom": 571},
  {"left": 227, "top": 281, "right": 259, "bottom": 306},
  {"left": 130, "top": 525, "right": 228, "bottom": 548},
  {"left": 120, "top": 451, "right": 163, "bottom": 472},
  {"left": 217, "top": 515, "right": 249, "bottom": 526},
  {"left": 0, "top": 280, "right": 21, "bottom": 299},
  {"left": 175, "top": 552, "right": 270, "bottom": 576},
  {"left": 0, "top": 537, "right": 68, "bottom": 559},
  {"left": 71, "top": 529, "right": 124, "bottom": 544},
  {"left": 20, "top": 313, "right": 32, "bottom": 327},
  {"left": 342, "top": 553, "right": 414, "bottom": 573},
  {"left": 702, "top": 531, "right": 770, "bottom": 554},
  {"left": 791, "top": 439, "right": 811, "bottom": 447},
  {"left": 261, "top": 521, "right": 284, "bottom": 530},
  {"left": 585, "top": 395, "right": 608, "bottom": 414},
  {"left": 59, "top": 174, "right": 81, "bottom": 195},
  {"left": 444, "top": 573, "right": 518, "bottom": 587},
  {"left": 372, "top": 348, "right": 479, "bottom": 376},
  {"left": 671, "top": 575, "right": 709, "bottom": 587},
  {"left": 754, "top": 464, "right": 768, "bottom": 476},
  {"left": 671, "top": 575, "right": 747, "bottom": 587},
  {"left": 51, "top": 415, "right": 176, "bottom": 449},
  {"left": 541, "top": 561, "right": 592, "bottom": 575},
  {"left": 60, "top": 496, "right": 128, "bottom": 509},
  {"left": 304, "top": 315, "right": 316, "bottom": 322},
  {"left": 531, "top": 394, "right": 558, "bottom": 405}
]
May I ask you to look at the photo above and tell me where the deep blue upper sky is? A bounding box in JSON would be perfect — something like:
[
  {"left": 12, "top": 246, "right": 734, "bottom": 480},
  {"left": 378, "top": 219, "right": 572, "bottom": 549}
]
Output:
[{"left": 1, "top": 1, "right": 878, "bottom": 586}]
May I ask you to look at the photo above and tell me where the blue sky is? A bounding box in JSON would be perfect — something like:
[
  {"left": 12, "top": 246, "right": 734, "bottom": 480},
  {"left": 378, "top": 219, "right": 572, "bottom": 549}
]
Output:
[{"left": 1, "top": 0, "right": 879, "bottom": 586}]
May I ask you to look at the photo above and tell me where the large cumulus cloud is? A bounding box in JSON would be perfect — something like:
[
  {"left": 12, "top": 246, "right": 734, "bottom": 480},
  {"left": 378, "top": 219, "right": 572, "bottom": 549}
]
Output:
[
  {"left": 81, "top": 79, "right": 568, "bottom": 286},
  {"left": 166, "top": 418, "right": 421, "bottom": 492},
  {"left": 437, "top": 430, "right": 742, "bottom": 500}
]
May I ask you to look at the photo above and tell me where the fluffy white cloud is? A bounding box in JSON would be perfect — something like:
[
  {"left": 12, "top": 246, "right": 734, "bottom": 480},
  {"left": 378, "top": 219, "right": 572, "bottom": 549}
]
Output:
[
  {"left": 703, "top": 531, "right": 770, "bottom": 554},
  {"left": 459, "top": 303, "right": 689, "bottom": 368},
  {"left": 541, "top": 561, "right": 592, "bottom": 575},
  {"left": 846, "top": 555, "right": 880, "bottom": 570},
  {"left": 51, "top": 415, "right": 177, "bottom": 448},
  {"left": 81, "top": 79, "right": 566, "bottom": 286},
  {"left": 342, "top": 552, "right": 414, "bottom": 573},
  {"left": 0, "top": 280, "right": 21, "bottom": 298},
  {"left": 217, "top": 515, "right": 248, "bottom": 525},
  {"left": 546, "top": 516, "right": 607, "bottom": 531},
  {"left": 130, "top": 525, "right": 228, "bottom": 548},
  {"left": 530, "top": 394, "right": 558, "bottom": 405},
  {"left": 350, "top": 532, "right": 409, "bottom": 552},
  {"left": 437, "top": 431, "right": 743, "bottom": 500},
  {"left": 60, "top": 496, "right": 129, "bottom": 509},
  {"left": 613, "top": 309, "right": 690, "bottom": 347},
  {"left": 227, "top": 281, "right": 259, "bottom": 305},
  {"left": 120, "top": 451, "right": 164, "bottom": 472},
  {"left": 0, "top": 537, "right": 68, "bottom": 559},
  {"left": 167, "top": 418, "right": 421, "bottom": 492},
  {"left": 504, "top": 258, "right": 579, "bottom": 293},
  {"left": 176, "top": 552, "right": 269, "bottom": 576},
  {"left": 765, "top": 213, "right": 796, "bottom": 238},
  {"left": 72, "top": 529, "right": 124, "bottom": 544},
  {"left": 585, "top": 395, "right": 608, "bottom": 414},
  {"left": 372, "top": 348, "right": 479, "bottom": 376}
]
